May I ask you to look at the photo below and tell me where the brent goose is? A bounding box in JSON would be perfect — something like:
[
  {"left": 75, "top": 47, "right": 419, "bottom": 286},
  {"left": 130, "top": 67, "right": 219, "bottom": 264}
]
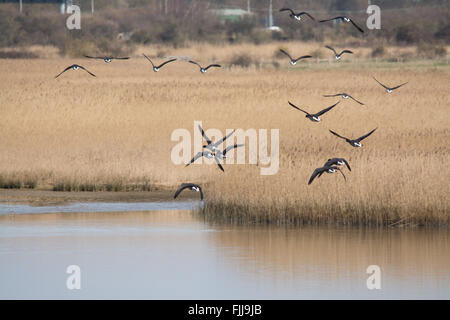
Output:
[
  {"left": 279, "top": 8, "right": 315, "bottom": 21},
  {"left": 308, "top": 166, "right": 346, "bottom": 185},
  {"left": 279, "top": 49, "right": 312, "bottom": 65},
  {"left": 325, "top": 46, "right": 353, "bottom": 60},
  {"left": 55, "top": 64, "right": 96, "bottom": 78},
  {"left": 189, "top": 60, "right": 221, "bottom": 73},
  {"left": 373, "top": 77, "right": 408, "bottom": 93},
  {"left": 84, "top": 55, "right": 130, "bottom": 63},
  {"left": 323, "top": 158, "right": 351, "bottom": 171},
  {"left": 288, "top": 101, "right": 340, "bottom": 122},
  {"left": 323, "top": 93, "right": 364, "bottom": 105},
  {"left": 319, "top": 16, "right": 364, "bottom": 33},
  {"left": 329, "top": 128, "right": 377, "bottom": 147},
  {"left": 143, "top": 54, "right": 176, "bottom": 72},
  {"left": 174, "top": 183, "right": 204, "bottom": 200}
]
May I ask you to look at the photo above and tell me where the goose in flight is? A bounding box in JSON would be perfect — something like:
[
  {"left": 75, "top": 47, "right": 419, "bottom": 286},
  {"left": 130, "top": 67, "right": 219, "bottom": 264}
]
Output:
[
  {"left": 143, "top": 54, "right": 177, "bottom": 72},
  {"left": 308, "top": 166, "right": 346, "bottom": 185},
  {"left": 279, "top": 49, "right": 312, "bottom": 65},
  {"left": 329, "top": 128, "right": 377, "bottom": 147},
  {"left": 279, "top": 8, "right": 315, "bottom": 21},
  {"left": 189, "top": 60, "right": 221, "bottom": 73},
  {"left": 323, "top": 158, "right": 351, "bottom": 171},
  {"left": 319, "top": 16, "right": 364, "bottom": 33},
  {"left": 325, "top": 46, "right": 353, "bottom": 60},
  {"left": 185, "top": 144, "right": 244, "bottom": 172},
  {"left": 174, "top": 183, "right": 204, "bottom": 201},
  {"left": 185, "top": 150, "right": 224, "bottom": 172},
  {"left": 288, "top": 101, "right": 339, "bottom": 122},
  {"left": 373, "top": 77, "right": 408, "bottom": 93},
  {"left": 55, "top": 64, "right": 96, "bottom": 78},
  {"left": 84, "top": 55, "right": 130, "bottom": 63},
  {"left": 199, "top": 125, "right": 235, "bottom": 152},
  {"left": 323, "top": 93, "right": 364, "bottom": 105}
]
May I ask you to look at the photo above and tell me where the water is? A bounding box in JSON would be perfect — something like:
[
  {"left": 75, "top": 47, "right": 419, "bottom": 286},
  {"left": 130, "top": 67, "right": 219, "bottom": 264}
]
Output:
[{"left": 0, "top": 203, "right": 448, "bottom": 299}]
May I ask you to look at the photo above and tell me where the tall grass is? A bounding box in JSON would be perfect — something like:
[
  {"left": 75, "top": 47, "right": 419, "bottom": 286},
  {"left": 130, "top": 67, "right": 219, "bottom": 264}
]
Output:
[{"left": 0, "top": 44, "right": 448, "bottom": 226}]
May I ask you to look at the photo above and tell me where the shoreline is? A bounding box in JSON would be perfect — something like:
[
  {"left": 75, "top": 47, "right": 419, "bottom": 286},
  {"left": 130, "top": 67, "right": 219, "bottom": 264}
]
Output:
[{"left": 0, "top": 188, "right": 194, "bottom": 206}]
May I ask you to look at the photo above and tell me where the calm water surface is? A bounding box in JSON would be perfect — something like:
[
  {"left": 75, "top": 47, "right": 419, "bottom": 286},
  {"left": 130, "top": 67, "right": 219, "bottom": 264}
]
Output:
[{"left": 0, "top": 202, "right": 448, "bottom": 299}]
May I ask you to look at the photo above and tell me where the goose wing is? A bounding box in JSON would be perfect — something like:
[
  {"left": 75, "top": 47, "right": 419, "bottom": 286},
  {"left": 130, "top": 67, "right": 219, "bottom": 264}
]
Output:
[
  {"left": 308, "top": 167, "right": 326, "bottom": 185},
  {"left": 288, "top": 101, "right": 309, "bottom": 115},
  {"left": 320, "top": 16, "right": 344, "bottom": 23},
  {"left": 325, "top": 45, "right": 337, "bottom": 55},
  {"left": 198, "top": 124, "right": 212, "bottom": 145},
  {"left": 323, "top": 93, "right": 342, "bottom": 98},
  {"left": 279, "top": 49, "right": 293, "bottom": 61},
  {"left": 55, "top": 65, "right": 74, "bottom": 78},
  {"left": 214, "top": 130, "right": 236, "bottom": 147},
  {"left": 188, "top": 60, "right": 202, "bottom": 68},
  {"left": 156, "top": 58, "right": 177, "bottom": 69},
  {"left": 335, "top": 167, "right": 347, "bottom": 182},
  {"left": 112, "top": 57, "right": 130, "bottom": 60},
  {"left": 174, "top": 183, "right": 193, "bottom": 199},
  {"left": 143, "top": 54, "right": 155, "bottom": 67},
  {"left": 348, "top": 95, "right": 364, "bottom": 105},
  {"left": 316, "top": 101, "right": 339, "bottom": 116},
  {"left": 280, "top": 8, "right": 295, "bottom": 14},
  {"left": 300, "top": 12, "right": 315, "bottom": 20},
  {"left": 339, "top": 50, "right": 353, "bottom": 56},
  {"left": 391, "top": 82, "right": 408, "bottom": 90},
  {"left": 373, "top": 77, "right": 389, "bottom": 90},
  {"left": 341, "top": 158, "right": 351, "bottom": 171},
  {"left": 204, "top": 64, "right": 221, "bottom": 70},
  {"left": 185, "top": 151, "right": 206, "bottom": 166},
  {"left": 84, "top": 55, "right": 104, "bottom": 60},
  {"left": 293, "top": 55, "right": 312, "bottom": 62},
  {"left": 356, "top": 128, "right": 377, "bottom": 142},
  {"left": 349, "top": 18, "right": 364, "bottom": 33},
  {"left": 214, "top": 157, "right": 224, "bottom": 172},
  {"left": 78, "top": 65, "right": 96, "bottom": 77},
  {"left": 329, "top": 130, "right": 349, "bottom": 141},
  {"left": 222, "top": 144, "right": 244, "bottom": 156}
]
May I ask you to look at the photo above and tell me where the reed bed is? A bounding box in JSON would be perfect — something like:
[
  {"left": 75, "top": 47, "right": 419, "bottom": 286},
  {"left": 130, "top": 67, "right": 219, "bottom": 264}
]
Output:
[{"left": 0, "top": 43, "right": 449, "bottom": 226}]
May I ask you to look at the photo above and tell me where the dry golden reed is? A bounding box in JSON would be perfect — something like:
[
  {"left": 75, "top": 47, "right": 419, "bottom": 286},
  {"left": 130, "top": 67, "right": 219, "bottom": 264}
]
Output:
[{"left": 0, "top": 42, "right": 449, "bottom": 226}]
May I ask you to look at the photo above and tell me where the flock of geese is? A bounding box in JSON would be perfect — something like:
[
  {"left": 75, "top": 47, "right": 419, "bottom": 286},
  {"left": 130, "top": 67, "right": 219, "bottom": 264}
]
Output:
[{"left": 54, "top": 7, "right": 409, "bottom": 201}]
